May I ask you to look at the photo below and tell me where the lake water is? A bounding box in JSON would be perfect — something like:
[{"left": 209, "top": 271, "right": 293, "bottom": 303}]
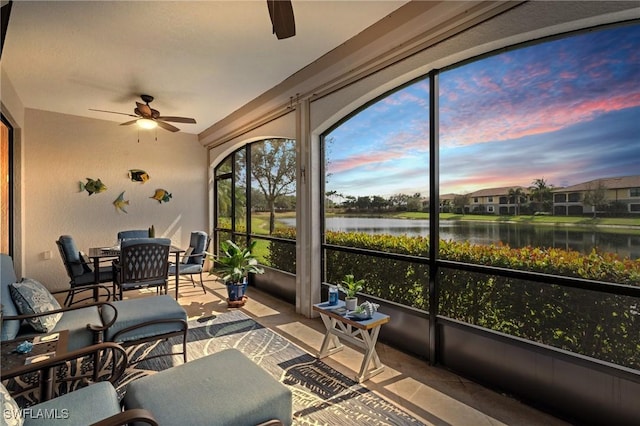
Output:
[{"left": 281, "top": 217, "right": 640, "bottom": 260}]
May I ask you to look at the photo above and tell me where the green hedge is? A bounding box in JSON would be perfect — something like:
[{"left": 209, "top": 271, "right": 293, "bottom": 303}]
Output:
[{"left": 267, "top": 229, "right": 640, "bottom": 368}]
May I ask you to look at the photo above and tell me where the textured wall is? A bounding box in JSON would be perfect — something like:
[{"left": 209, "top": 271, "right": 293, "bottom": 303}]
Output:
[{"left": 22, "top": 108, "right": 207, "bottom": 291}]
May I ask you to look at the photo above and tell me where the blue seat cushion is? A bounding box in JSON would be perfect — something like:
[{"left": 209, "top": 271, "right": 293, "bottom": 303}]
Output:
[
  {"left": 72, "top": 267, "right": 112, "bottom": 286},
  {"left": 101, "top": 295, "right": 186, "bottom": 343},
  {"left": 51, "top": 306, "right": 102, "bottom": 351},
  {"left": 123, "top": 348, "right": 292, "bottom": 426},
  {"left": 1, "top": 254, "right": 21, "bottom": 340},
  {"left": 23, "top": 382, "right": 120, "bottom": 426},
  {"left": 168, "top": 263, "right": 202, "bottom": 275}
]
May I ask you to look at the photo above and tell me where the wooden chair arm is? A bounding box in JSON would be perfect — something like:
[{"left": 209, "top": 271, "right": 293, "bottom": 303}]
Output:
[{"left": 90, "top": 408, "right": 159, "bottom": 426}]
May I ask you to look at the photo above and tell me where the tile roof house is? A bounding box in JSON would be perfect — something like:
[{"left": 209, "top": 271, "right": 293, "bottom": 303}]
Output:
[
  {"left": 552, "top": 175, "right": 640, "bottom": 216},
  {"left": 466, "top": 186, "right": 529, "bottom": 215}
]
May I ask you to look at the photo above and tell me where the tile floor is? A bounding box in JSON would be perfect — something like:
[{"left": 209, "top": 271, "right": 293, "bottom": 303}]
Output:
[{"left": 135, "top": 277, "right": 570, "bottom": 426}]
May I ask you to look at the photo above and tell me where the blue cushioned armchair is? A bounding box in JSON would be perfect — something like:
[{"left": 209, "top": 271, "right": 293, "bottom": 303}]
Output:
[
  {"left": 0, "top": 342, "right": 159, "bottom": 426},
  {"left": 56, "top": 235, "right": 113, "bottom": 306},
  {"left": 1, "top": 254, "right": 188, "bottom": 365},
  {"left": 169, "top": 231, "right": 210, "bottom": 296},
  {"left": 117, "top": 229, "right": 150, "bottom": 241}
]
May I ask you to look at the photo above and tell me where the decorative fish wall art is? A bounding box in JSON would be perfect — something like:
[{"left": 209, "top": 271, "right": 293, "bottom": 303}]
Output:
[
  {"left": 151, "top": 189, "right": 172, "bottom": 203},
  {"left": 113, "top": 191, "right": 129, "bottom": 213},
  {"left": 79, "top": 178, "right": 107, "bottom": 195},
  {"left": 128, "top": 169, "right": 150, "bottom": 183}
]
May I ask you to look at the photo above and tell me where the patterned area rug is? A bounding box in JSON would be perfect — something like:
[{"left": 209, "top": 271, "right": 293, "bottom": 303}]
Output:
[{"left": 122, "top": 310, "right": 424, "bottom": 425}]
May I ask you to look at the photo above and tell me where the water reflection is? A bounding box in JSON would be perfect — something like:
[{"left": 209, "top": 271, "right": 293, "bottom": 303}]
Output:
[{"left": 308, "top": 217, "right": 640, "bottom": 260}]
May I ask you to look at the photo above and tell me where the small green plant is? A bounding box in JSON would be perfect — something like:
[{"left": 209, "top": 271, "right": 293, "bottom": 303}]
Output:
[
  {"left": 338, "top": 274, "right": 365, "bottom": 299},
  {"left": 208, "top": 240, "right": 264, "bottom": 284}
]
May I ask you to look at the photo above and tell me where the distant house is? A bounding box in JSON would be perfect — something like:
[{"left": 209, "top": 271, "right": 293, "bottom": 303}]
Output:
[
  {"left": 438, "top": 193, "right": 457, "bottom": 213},
  {"left": 552, "top": 175, "right": 640, "bottom": 216},
  {"left": 466, "top": 186, "right": 529, "bottom": 215}
]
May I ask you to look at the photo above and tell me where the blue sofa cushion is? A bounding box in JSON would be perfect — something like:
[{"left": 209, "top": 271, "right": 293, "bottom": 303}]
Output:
[
  {"left": 101, "top": 295, "right": 186, "bottom": 343},
  {"left": 22, "top": 382, "right": 120, "bottom": 426},
  {"left": 1, "top": 382, "right": 24, "bottom": 426},
  {"left": 9, "top": 278, "right": 63, "bottom": 333},
  {"left": 1, "top": 254, "right": 21, "bottom": 340}
]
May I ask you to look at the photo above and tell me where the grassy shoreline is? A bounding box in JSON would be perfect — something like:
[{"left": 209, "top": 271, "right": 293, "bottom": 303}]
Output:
[
  {"left": 248, "top": 211, "right": 640, "bottom": 236},
  {"left": 321, "top": 210, "right": 640, "bottom": 229}
]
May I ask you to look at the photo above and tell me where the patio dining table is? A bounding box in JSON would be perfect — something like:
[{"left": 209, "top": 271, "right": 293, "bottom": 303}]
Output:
[{"left": 88, "top": 245, "right": 185, "bottom": 300}]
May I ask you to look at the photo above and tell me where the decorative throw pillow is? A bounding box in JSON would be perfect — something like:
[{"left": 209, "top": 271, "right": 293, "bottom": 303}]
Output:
[
  {"left": 181, "top": 247, "right": 194, "bottom": 264},
  {"left": 9, "top": 278, "right": 63, "bottom": 333},
  {"left": 0, "top": 382, "right": 24, "bottom": 426}
]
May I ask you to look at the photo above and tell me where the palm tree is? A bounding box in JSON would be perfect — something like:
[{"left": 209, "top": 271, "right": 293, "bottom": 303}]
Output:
[
  {"left": 529, "top": 178, "right": 553, "bottom": 213},
  {"left": 507, "top": 187, "right": 526, "bottom": 215}
]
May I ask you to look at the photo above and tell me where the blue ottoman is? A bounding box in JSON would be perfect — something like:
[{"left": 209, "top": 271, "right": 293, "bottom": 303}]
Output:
[
  {"left": 100, "top": 295, "right": 188, "bottom": 363},
  {"left": 123, "top": 348, "right": 292, "bottom": 426}
]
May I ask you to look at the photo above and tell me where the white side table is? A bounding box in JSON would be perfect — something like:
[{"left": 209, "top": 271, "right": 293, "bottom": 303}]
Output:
[{"left": 313, "top": 301, "right": 390, "bottom": 383}]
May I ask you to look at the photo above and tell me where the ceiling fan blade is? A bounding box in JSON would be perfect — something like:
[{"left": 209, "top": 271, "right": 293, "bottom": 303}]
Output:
[
  {"left": 156, "top": 120, "right": 180, "bottom": 132},
  {"left": 136, "top": 102, "right": 153, "bottom": 118},
  {"left": 267, "top": 0, "right": 295, "bottom": 40},
  {"left": 120, "top": 119, "right": 138, "bottom": 126},
  {"left": 89, "top": 108, "right": 137, "bottom": 118},
  {"left": 157, "top": 116, "right": 196, "bottom": 124}
]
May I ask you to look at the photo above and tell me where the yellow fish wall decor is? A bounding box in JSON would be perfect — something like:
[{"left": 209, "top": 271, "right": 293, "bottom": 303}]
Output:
[
  {"left": 113, "top": 191, "right": 129, "bottom": 213},
  {"left": 79, "top": 178, "right": 107, "bottom": 195},
  {"left": 151, "top": 188, "right": 172, "bottom": 203},
  {"left": 128, "top": 169, "right": 150, "bottom": 183}
]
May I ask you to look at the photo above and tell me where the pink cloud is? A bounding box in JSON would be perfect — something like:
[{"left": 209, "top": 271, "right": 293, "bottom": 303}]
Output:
[
  {"left": 328, "top": 151, "right": 406, "bottom": 174},
  {"left": 441, "top": 91, "right": 640, "bottom": 147}
]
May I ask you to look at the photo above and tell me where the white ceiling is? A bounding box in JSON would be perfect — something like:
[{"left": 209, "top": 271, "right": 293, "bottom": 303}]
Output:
[{"left": 1, "top": 0, "right": 408, "bottom": 135}]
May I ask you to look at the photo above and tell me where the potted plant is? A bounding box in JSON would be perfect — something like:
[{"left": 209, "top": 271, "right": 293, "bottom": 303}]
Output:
[
  {"left": 338, "top": 274, "right": 365, "bottom": 311},
  {"left": 209, "top": 240, "right": 264, "bottom": 306}
]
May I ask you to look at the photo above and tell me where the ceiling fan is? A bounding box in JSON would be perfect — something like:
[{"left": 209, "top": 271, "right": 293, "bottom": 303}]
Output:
[
  {"left": 267, "top": 0, "right": 295, "bottom": 40},
  {"left": 90, "top": 94, "right": 196, "bottom": 132}
]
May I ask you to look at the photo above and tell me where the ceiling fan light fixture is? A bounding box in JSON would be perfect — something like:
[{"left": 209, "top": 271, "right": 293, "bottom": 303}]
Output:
[{"left": 137, "top": 118, "right": 157, "bottom": 130}]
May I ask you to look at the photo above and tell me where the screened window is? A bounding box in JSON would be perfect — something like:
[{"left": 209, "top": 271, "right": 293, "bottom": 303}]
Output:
[
  {"left": 321, "top": 23, "right": 640, "bottom": 368},
  {"left": 214, "top": 138, "right": 297, "bottom": 274}
]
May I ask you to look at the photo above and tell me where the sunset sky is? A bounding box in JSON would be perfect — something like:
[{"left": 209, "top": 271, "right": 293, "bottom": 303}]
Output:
[{"left": 325, "top": 23, "right": 640, "bottom": 198}]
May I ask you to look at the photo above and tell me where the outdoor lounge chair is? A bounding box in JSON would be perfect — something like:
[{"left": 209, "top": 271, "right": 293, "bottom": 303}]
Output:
[{"left": 1, "top": 254, "right": 187, "bottom": 364}]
